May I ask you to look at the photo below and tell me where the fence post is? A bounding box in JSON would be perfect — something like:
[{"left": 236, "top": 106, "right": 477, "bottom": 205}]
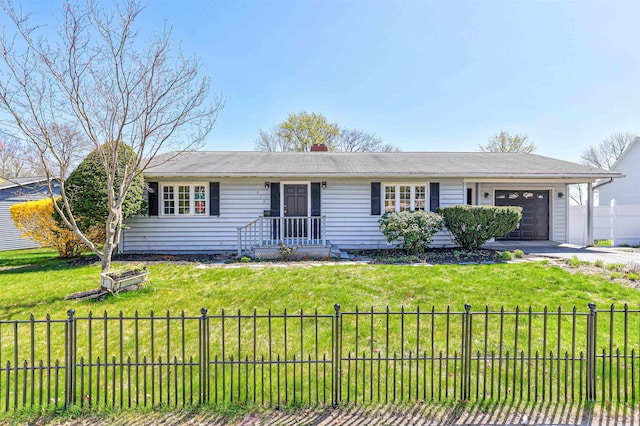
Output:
[
  {"left": 332, "top": 303, "right": 341, "bottom": 407},
  {"left": 586, "top": 302, "right": 597, "bottom": 401},
  {"left": 460, "top": 303, "right": 471, "bottom": 401},
  {"left": 199, "top": 307, "right": 209, "bottom": 404},
  {"left": 65, "top": 309, "right": 76, "bottom": 407}
]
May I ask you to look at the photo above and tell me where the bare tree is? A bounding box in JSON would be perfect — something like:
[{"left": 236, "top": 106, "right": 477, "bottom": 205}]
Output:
[
  {"left": 335, "top": 129, "right": 400, "bottom": 152},
  {"left": 0, "top": 134, "right": 30, "bottom": 178},
  {"left": 478, "top": 131, "right": 536, "bottom": 153},
  {"left": 0, "top": 0, "right": 221, "bottom": 275},
  {"left": 581, "top": 132, "right": 636, "bottom": 169}
]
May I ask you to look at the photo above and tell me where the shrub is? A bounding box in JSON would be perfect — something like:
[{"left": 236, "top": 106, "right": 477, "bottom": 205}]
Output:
[
  {"left": 62, "top": 142, "right": 146, "bottom": 236},
  {"left": 9, "top": 198, "right": 97, "bottom": 257},
  {"left": 497, "top": 251, "right": 514, "bottom": 261},
  {"left": 439, "top": 205, "right": 522, "bottom": 250},
  {"left": 513, "top": 249, "right": 525, "bottom": 259},
  {"left": 378, "top": 210, "right": 444, "bottom": 254}
]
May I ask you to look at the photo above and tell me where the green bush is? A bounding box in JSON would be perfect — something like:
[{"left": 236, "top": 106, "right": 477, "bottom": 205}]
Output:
[
  {"left": 61, "top": 142, "right": 146, "bottom": 236},
  {"left": 378, "top": 210, "right": 444, "bottom": 254},
  {"left": 439, "top": 205, "right": 522, "bottom": 250}
]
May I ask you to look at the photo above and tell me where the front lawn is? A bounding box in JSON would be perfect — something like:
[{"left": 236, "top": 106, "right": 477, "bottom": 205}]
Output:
[
  {"left": 0, "top": 249, "right": 638, "bottom": 320},
  {"left": 1, "top": 248, "right": 639, "bottom": 419}
]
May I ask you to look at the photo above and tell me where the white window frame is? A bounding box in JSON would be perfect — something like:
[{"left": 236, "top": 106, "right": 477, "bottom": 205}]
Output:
[
  {"left": 160, "top": 183, "right": 208, "bottom": 216},
  {"left": 382, "top": 183, "right": 429, "bottom": 213}
]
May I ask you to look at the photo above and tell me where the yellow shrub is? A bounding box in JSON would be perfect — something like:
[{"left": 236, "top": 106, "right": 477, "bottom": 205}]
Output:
[{"left": 9, "top": 198, "right": 95, "bottom": 257}]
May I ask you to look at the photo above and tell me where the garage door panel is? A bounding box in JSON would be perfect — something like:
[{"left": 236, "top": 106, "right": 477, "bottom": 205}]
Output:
[{"left": 495, "top": 190, "right": 549, "bottom": 241}]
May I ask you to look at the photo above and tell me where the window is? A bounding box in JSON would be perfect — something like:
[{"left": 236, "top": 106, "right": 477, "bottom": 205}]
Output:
[
  {"left": 384, "top": 184, "right": 428, "bottom": 212},
  {"left": 161, "top": 184, "right": 207, "bottom": 216},
  {"left": 163, "top": 186, "right": 175, "bottom": 215},
  {"left": 384, "top": 186, "right": 396, "bottom": 213}
]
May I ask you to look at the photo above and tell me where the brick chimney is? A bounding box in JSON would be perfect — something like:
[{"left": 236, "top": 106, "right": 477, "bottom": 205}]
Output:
[{"left": 310, "top": 143, "right": 329, "bottom": 152}]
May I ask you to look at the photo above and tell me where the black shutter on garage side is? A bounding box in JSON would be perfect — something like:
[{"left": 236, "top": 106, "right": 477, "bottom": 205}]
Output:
[
  {"left": 148, "top": 182, "right": 159, "bottom": 216},
  {"left": 209, "top": 182, "right": 220, "bottom": 216},
  {"left": 270, "top": 183, "right": 280, "bottom": 217},
  {"left": 311, "top": 183, "right": 321, "bottom": 216},
  {"left": 430, "top": 182, "right": 440, "bottom": 212},
  {"left": 371, "top": 182, "right": 381, "bottom": 215}
]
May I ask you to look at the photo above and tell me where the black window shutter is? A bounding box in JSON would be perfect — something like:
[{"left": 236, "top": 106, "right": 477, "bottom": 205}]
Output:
[
  {"left": 270, "top": 183, "right": 280, "bottom": 216},
  {"left": 148, "top": 182, "right": 159, "bottom": 216},
  {"left": 371, "top": 182, "right": 381, "bottom": 215},
  {"left": 311, "top": 183, "right": 321, "bottom": 216},
  {"left": 466, "top": 188, "right": 473, "bottom": 205},
  {"left": 430, "top": 182, "right": 440, "bottom": 212},
  {"left": 209, "top": 182, "right": 220, "bottom": 216}
]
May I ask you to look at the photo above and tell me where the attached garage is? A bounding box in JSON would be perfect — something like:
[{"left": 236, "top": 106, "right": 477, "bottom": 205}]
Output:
[{"left": 495, "top": 190, "right": 549, "bottom": 240}]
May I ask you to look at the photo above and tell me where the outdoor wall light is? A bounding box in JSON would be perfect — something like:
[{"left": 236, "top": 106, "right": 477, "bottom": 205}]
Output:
[
  {"left": 321, "top": 181, "right": 327, "bottom": 189},
  {"left": 264, "top": 182, "right": 270, "bottom": 189},
  {"left": 558, "top": 192, "right": 564, "bottom": 199},
  {"left": 484, "top": 192, "right": 490, "bottom": 199}
]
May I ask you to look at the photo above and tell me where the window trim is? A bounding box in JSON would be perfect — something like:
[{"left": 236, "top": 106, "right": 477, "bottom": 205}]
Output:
[
  {"left": 382, "top": 183, "right": 429, "bottom": 213},
  {"left": 160, "top": 183, "right": 209, "bottom": 216}
]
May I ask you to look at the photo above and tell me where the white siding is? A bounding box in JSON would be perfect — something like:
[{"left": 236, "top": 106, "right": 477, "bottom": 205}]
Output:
[
  {"left": 122, "top": 179, "right": 270, "bottom": 253},
  {"left": 0, "top": 201, "right": 39, "bottom": 251},
  {"left": 477, "top": 183, "right": 568, "bottom": 243},
  {"left": 122, "top": 178, "right": 464, "bottom": 253}
]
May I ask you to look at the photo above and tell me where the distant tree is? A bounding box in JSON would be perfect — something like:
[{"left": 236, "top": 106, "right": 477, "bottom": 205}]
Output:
[
  {"left": 255, "top": 112, "right": 400, "bottom": 152},
  {"left": 255, "top": 112, "right": 340, "bottom": 151},
  {"left": 0, "top": 135, "right": 29, "bottom": 179},
  {"left": 580, "top": 132, "right": 636, "bottom": 169},
  {"left": 335, "top": 129, "right": 400, "bottom": 152},
  {"left": 478, "top": 131, "right": 536, "bottom": 153},
  {"left": 571, "top": 132, "right": 636, "bottom": 205}
]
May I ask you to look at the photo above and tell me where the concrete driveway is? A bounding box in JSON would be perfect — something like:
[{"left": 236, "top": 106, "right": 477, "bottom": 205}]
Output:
[{"left": 484, "top": 240, "right": 640, "bottom": 266}]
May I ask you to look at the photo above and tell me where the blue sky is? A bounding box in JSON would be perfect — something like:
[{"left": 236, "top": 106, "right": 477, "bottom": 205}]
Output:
[{"left": 8, "top": 1, "right": 640, "bottom": 161}]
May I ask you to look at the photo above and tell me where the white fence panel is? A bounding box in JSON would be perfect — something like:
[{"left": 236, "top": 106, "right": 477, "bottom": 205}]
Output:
[{"left": 569, "top": 201, "right": 640, "bottom": 246}]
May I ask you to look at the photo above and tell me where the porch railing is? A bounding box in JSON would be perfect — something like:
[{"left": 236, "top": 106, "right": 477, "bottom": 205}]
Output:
[{"left": 237, "top": 216, "right": 327, "bottom": 257}]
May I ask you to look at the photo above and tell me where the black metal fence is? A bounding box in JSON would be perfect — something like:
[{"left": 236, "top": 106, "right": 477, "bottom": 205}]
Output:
[{"left": 0, "top": 303, "right": 638, "bottom": 412}]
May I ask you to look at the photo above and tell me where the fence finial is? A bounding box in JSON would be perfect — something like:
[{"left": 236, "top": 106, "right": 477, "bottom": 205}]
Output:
[
  {"left": 201, "top": 307, "right": 208, "bottom": 316},
  {"left": 334, "top": 304, "right": 340, "bottom": 313},
  {"left": 67, "top": 309, "right": 75, "bottom": 319},
  {"left": 588, "top": 302, "right": 596, "bottom": 312},
  {"left": 464, "top": 303, "right": 471, "bottom": 312}
]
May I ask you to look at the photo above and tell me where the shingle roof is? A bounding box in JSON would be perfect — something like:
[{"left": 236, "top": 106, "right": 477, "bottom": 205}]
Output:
[{"left": 145, "top": 151, "right": 621, "bottom": 180}]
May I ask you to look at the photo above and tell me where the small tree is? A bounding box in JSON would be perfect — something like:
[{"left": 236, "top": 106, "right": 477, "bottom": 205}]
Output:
[
  {"left": 378, "top": 210, "right": 444, "bottom": 254},
  {"left": 440, "top": 205, "right": 522, "bottom": 250}
]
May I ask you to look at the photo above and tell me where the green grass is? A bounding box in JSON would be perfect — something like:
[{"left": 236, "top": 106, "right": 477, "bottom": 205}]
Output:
[
  {"left": 1, "top": 249, "right": 639, "bottom": 417},
  {"left": 2, "top": 248, "right": 638, "bottom": 320}
]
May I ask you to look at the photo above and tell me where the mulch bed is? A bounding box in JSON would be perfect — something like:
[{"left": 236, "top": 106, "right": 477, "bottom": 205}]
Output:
[{"left": 349, "top": 248, "right": 504, "bottom": 264}]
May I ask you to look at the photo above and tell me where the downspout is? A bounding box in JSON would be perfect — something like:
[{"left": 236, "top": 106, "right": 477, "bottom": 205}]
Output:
[{"left": 586, "top": 182, "right": 594, "bottom": 246}]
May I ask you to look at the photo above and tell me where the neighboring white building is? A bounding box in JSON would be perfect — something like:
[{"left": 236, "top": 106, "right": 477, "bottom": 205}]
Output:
[
  {"left": 121, "top": 148, "right": 620, "bottom": 255},
  {"left": 596, "top": 137, "right": 640, "bottom": 206},
  {"left": 0, "top": 177, "right": 60, "bottom": 251}
]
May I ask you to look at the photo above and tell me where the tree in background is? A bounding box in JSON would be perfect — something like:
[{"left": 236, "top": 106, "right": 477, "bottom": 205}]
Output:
[
  {"left": 0, "top": 0, "right": 221, "bottom": 274},
  {"left": 580, "top": 132, "right": 636, "bottom": 169},
  {"left": 570, "top": 132, "right": 636, "bottom": 205},
  {"left": 255, "top": 112, "right": 400, "bottom": 152},
  {"left": 478, "top": 131, "right": 536, "bottom": 153},
  {"left": 0, "top": 135, "right": 29, "bottom": 179},
  {"left": 255, "top": 112, "right": 340, "bottom": 151},
  {"left": 335, "top": 129, "right": 400, "bottom": 152}
]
